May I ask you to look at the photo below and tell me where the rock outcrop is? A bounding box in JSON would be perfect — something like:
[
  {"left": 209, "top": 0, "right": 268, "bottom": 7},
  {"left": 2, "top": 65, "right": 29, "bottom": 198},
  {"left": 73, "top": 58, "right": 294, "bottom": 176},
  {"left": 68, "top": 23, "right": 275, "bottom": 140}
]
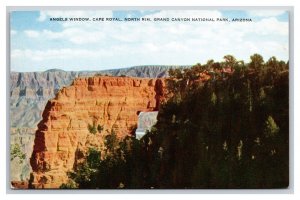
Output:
[
  {"left": 10, "top": 66, "right": 184, "bottom": 183},
  {"left": 29, "top": 76, "right": 165, "bottom": 188}
]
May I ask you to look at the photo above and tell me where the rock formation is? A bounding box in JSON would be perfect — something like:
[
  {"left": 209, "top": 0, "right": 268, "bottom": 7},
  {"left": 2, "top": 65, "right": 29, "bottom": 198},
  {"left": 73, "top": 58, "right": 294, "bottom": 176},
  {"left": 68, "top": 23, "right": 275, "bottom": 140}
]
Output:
[
  {"left": 10, "top": 66, "right": 183, "bottom": 183},
  {"left": 29, "top": 76, "right": 165, "bottom": 188}
]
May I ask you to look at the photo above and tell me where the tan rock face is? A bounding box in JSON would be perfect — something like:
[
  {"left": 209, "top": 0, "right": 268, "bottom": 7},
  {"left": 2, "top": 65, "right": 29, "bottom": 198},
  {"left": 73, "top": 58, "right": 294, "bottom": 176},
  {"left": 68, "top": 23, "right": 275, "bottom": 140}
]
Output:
[{"left": 29, "top": 76, "right": 165, "bottom": 188}]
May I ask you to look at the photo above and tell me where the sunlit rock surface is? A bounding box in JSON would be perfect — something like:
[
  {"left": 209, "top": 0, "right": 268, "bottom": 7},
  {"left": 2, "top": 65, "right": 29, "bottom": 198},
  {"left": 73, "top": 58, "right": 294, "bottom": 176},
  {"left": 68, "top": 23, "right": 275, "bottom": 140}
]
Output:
[{"left": 29, "top": 76, "right": 166, "bottom": 188}]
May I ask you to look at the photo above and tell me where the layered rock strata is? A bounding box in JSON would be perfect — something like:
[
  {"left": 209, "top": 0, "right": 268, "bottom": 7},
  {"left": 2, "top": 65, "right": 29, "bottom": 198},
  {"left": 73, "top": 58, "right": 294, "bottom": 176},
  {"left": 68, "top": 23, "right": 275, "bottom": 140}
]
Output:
[
  {"left": 10, "top": 66, "right": 180, "bottom": 182},
  {"left": 29, "top": 76, "right": 165, "bottom": 188}
]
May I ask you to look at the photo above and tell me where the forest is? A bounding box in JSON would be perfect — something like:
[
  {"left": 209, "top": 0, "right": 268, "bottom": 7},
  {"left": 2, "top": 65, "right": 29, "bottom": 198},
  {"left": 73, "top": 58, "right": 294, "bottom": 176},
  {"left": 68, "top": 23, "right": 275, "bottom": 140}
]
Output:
[{"left": 60, "top": 54, "right": 289, "bottom": 189}]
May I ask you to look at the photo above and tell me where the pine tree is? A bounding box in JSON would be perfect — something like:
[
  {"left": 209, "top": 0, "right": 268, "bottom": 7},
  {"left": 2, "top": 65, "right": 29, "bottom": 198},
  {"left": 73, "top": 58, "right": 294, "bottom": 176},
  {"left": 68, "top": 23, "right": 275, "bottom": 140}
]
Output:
[
  {"left": 264, "top": 116, "right": 279, "bottom": 138},
  {"left": 211, "top": 92, "right": 217, "bottom": 105}
]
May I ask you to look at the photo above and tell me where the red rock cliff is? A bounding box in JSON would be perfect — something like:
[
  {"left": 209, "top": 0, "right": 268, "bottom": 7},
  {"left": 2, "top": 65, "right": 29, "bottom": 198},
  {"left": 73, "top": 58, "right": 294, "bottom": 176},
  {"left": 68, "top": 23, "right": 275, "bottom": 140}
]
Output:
[{"left": 29, "top": 76, "right": 165, "bottom": 188}]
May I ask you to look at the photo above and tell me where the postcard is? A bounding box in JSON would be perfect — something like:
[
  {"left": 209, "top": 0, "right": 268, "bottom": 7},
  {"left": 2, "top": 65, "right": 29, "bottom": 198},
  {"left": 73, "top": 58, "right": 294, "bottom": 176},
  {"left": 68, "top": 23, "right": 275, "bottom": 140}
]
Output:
[{"left": 10, "top": 9, "right": 289, "bottom": 189}]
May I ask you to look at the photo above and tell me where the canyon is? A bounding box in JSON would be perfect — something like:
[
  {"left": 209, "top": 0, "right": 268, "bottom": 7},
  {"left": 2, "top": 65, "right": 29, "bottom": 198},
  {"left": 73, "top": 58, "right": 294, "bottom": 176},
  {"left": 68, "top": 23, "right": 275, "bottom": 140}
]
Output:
[{"left": 10, "top": 66, "right": 180, "bottom": 183}]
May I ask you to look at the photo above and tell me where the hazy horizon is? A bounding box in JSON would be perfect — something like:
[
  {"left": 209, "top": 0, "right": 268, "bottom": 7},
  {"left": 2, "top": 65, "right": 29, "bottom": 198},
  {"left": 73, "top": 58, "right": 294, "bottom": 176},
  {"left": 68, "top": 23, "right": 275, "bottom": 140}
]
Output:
[{"left": 10, "top": 64, "right": 193, "bottom": 73}]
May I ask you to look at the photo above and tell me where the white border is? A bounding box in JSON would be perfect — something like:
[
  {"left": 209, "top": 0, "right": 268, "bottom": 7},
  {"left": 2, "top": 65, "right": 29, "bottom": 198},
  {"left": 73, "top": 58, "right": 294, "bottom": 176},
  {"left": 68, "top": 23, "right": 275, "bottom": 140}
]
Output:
[{"left": 1, "top": 0, "right": 299, "bottom": 199}]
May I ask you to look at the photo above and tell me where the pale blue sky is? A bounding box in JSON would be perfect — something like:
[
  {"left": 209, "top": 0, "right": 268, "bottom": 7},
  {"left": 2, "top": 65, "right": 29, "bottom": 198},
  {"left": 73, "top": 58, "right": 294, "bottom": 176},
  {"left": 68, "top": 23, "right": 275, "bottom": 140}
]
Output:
[{"left": 10, "top": 10, "right": 289, "bottom": 72}]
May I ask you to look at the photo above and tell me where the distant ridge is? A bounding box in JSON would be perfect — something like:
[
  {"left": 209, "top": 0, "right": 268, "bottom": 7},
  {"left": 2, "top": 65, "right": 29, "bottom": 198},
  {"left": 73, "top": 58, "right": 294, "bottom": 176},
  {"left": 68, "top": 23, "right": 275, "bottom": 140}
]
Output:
[
  {"left": 44, "top": 68, "right": 66, "bottom": 72},
  {"left": 12, "top": 65, "right": 191, "bottom": 76}
]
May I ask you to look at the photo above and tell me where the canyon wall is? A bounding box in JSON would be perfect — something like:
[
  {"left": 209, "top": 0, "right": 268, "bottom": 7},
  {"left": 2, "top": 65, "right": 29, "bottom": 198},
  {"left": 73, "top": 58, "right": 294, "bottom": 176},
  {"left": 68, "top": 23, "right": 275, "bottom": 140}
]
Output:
[
  {"left": 29, "top": 76, "right": 165, "bottom": 188},
  {"left": 10, "top": 70, "right": 79, "bottom": 182}
]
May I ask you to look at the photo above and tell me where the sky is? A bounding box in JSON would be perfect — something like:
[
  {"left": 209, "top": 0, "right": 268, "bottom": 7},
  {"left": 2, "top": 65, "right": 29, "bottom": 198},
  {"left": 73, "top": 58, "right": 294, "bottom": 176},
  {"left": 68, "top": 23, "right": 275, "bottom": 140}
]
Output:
[{"left": 10, "top": 9, "right": 289, "bottom": 72}]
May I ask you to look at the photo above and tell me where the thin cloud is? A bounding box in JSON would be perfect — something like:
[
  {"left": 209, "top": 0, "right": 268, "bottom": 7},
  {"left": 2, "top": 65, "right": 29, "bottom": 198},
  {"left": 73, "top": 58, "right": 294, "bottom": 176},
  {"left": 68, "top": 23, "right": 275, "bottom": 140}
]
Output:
[
  {"left": 247, "top": 10, "right": 287, "bottom": 17},
  {"left": 11, "top": 48, "right": 110, "bottom": 61},
  {"left": 24, "top": 30, "right": 40, "bottom": 38},
  {"left": 11, "top": 30, "right": 17, "bottom": 35}
]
